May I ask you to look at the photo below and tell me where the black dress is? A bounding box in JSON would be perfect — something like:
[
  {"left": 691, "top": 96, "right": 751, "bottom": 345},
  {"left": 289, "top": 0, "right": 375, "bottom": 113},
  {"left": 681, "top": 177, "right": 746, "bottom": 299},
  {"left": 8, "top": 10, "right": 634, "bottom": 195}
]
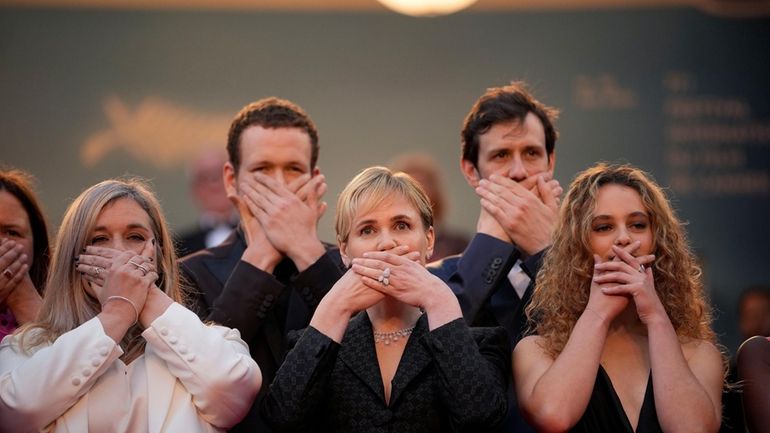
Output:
[{"left": 570, "top": 366, "right": 663, "bottom": 433}]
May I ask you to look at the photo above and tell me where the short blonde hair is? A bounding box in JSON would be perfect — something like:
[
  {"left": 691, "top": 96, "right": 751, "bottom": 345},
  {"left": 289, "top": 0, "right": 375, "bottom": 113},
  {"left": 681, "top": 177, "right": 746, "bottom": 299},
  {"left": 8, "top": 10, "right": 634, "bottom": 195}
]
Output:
[
  {"left": 335, "top": 166, "right": 433, "bottom": 244},
  {"left": 18, "top": 178, "right": 182, "bottom": 363}
]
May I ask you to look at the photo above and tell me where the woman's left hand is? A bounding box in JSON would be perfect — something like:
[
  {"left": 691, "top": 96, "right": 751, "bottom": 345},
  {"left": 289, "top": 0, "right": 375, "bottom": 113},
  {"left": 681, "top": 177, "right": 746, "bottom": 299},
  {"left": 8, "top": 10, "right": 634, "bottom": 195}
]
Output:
[{"left": 593, "top": 245, "right": 667, "bottom": 325}]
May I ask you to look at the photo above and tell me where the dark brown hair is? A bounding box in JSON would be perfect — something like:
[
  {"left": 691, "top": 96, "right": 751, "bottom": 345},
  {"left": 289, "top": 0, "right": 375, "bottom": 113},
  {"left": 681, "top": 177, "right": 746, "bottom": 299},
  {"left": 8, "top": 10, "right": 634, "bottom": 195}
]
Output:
[
  {"left": 462, "top": 81, "right": 559, "bottom": 167},
  {"left": 227, "top": 97, "right": 319, "bottom": 171},
  {"left": 0, "top": 168, "right": 50, "bottom": 290}
]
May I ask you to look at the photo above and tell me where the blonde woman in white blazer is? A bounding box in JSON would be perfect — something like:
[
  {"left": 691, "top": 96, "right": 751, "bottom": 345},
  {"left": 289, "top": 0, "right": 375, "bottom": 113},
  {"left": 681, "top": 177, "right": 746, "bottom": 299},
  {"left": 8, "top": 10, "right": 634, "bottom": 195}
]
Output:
[{"left": 0, "top": 179, "right": 261, "bottom": 433}]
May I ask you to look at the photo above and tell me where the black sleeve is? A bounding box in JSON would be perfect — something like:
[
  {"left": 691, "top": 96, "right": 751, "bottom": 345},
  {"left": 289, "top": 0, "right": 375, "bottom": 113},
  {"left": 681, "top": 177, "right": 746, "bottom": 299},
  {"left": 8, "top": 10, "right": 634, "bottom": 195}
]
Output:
[
  {"left": 261, "top": 326, "right": 340, "bottom": 432},
  {"left": 290, "top": 249, "right": 345, "bottom": 310},
  {"left": 429, "top": 233, "right": 520, "bottom": 324},
  {"left": 420, "top": 319, "right": 509, "bottom": 431}
]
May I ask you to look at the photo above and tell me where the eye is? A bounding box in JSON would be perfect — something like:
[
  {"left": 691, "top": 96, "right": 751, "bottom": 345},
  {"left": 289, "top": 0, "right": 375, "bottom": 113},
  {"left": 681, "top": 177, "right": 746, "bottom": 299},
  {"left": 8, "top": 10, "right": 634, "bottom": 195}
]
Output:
[
  {"left": 90, "top": 235, "right": 109, "bottom": 245},
  {"left": 3, "top": 229, "right": 21, "bottom": 238},
  {"left": 493, "top": 150, "right": 509, "bottom": 160},
  {"left": 593, "top": 224, "right": 612, "bottom": 233},
  {"left": 630, "top": 222, "right": 648, "bottom": 231},
  {"left": 524, "top": 148, "right": 542, "bottom": 159},
  {"left": 289, "top": 165, "right": 305, "bottom": 173},
  {"left": 128, "top": 233, "right": 146, "bottom": 242},
  {"left": 395, "top": 221, "right": 410, "bottom": 231},
  {"left": 359, "top": 226, "right": 375, "bottom": 236}
]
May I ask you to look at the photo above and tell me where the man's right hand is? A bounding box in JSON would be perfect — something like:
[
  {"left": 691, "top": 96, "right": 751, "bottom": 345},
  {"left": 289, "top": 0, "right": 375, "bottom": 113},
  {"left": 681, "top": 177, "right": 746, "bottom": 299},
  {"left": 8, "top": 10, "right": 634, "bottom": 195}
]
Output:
[
  {"left": 474, "top": 172, "right": 561, "bottom": 256},
  {"left": 229, "top": 188, "right": 282, "bottom": 273}
]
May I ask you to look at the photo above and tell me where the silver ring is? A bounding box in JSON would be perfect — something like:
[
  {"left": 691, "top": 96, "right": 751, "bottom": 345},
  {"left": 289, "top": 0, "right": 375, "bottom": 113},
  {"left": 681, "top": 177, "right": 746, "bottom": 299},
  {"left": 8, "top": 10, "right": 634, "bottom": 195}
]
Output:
[
  {"left": 382, "top": 267, "right": 391, "bottom": 278},
  {"left": 381, "top": 277, "right": 389, "bottom": 286},
  {"left": 2, "top": 268, "right": 13, "bottom": 279},
  {"left": 129, "top": 260, "right": 147, "bottom": 271},
  {"left": 638, "top": 264, "right": 645, "bottom": 273},
  {"left": 94, "top": 266, "right": 101, "bottom": 276}
]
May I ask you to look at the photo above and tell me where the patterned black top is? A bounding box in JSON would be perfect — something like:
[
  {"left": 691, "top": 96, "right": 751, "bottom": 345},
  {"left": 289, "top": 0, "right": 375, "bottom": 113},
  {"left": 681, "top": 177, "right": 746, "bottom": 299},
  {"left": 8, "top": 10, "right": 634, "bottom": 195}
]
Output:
[{"left": 262, "top": 312, "right": 510, "bottom": 433}]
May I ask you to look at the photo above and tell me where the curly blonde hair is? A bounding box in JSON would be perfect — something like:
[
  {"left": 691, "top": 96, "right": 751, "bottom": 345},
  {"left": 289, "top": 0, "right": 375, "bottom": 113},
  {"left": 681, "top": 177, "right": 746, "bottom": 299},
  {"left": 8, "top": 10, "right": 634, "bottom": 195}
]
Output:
[{"left": 527, "top": 163, "right": 716, "bottom": 358}]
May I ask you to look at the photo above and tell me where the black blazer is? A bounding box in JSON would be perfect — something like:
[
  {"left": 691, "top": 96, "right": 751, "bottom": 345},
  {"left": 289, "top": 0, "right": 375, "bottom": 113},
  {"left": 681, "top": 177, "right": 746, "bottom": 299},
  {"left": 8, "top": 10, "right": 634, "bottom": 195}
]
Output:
[
  {"left": 180, "top": 229, "right": 345, "bottom": 433},
  {"left": 262, "top": 312, "right": 509, "bottom": 433}
]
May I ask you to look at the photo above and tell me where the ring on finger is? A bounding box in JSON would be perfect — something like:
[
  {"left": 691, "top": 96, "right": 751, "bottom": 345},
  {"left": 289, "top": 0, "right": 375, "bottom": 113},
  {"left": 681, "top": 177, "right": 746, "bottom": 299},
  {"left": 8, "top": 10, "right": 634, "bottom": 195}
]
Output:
[
  {"left": 381, "top": 277, "right": 390, "bottom": 286},
  {"left": 638, "top": 264, "right": 645, "bottom": 273},
  {"left": 129, "top": 260, "right": 149, "bottom": 276},
  {"left": 94, "top": 266, "right": 102, "bottom": 276},
  {"left": 2, "top": 268, "right": 12, "bottom": 279}
]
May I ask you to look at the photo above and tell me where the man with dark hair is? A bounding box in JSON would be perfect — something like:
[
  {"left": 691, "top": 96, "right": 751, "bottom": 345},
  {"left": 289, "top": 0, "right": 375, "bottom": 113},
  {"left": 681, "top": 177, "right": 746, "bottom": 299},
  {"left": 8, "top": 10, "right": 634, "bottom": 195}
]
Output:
[
  {"left": 430, "top": 81, "right": 562, "bottom": 433},
  {"left": 180, "top": 97, "right": 344, "bottom": 433}
]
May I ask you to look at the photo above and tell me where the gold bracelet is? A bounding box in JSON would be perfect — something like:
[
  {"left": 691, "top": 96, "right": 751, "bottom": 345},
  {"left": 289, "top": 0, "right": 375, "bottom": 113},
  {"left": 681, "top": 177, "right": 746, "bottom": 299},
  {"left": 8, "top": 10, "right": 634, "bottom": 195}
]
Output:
[{"left": 103, "top": 295, "right": 139, "bottom": 326}]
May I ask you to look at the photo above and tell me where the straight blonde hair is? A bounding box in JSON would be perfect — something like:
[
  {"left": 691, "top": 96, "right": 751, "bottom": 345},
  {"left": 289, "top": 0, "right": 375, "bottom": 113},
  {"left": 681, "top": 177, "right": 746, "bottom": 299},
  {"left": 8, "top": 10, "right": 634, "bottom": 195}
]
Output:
[{"left": 18, "top": 178, "right": 182, "bottom": 363}]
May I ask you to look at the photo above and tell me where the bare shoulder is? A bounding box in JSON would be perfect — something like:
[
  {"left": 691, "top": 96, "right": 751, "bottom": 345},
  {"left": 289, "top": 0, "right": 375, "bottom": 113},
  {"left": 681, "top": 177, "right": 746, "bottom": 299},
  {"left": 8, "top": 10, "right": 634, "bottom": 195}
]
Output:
[
  {"left": 681, "top": 338, "right": 723, "bottom": 365},
  {"left": 513, "top": 335, "right": 552, "bottom": 367},
  {"left": 515, "top": 335, "right": 545, "bottom": 353}
]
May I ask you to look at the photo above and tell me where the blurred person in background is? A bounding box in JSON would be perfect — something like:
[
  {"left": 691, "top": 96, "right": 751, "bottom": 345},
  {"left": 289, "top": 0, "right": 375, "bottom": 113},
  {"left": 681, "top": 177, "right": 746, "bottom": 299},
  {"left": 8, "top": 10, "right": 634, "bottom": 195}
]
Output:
[
  {"left": 389, "top": 152, "right": 469, "bottom": 261},
  {"left": 176, "top": 149, "right": 239, "bottom": 257}
]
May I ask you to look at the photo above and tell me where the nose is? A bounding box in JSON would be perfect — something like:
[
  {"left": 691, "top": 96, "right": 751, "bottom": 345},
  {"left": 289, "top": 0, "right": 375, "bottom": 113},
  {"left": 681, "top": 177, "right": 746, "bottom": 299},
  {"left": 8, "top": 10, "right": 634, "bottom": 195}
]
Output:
[
  {"left": 614, "top": 227, "right": 632, "bottom": 247},
  {"left": 377, "top": 230, "right": 398, "bottom": 251},
  {"left": 507, "top": 156, "right": 527, "bottom": 182},
  {"left": 273, "top": 170, "right": 286, "bottom": 185}
]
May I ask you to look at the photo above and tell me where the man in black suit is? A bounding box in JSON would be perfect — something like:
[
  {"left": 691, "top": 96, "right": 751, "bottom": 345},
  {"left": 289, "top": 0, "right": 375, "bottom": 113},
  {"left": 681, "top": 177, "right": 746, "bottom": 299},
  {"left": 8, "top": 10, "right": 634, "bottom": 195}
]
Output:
[
  {"left": 180, "top": 97, "right": 344, "bottom": 433},
  {"left": 429, "top": 82, "right": 562, "bottom": 433}
]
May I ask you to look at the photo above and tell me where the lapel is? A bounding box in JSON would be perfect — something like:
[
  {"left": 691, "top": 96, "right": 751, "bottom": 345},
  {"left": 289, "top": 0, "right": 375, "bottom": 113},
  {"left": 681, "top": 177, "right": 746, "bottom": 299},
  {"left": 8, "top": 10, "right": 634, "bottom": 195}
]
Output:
[
  {"left": 339, "top": 312, "right": 386, "bottom": 405},
  {"left": 388, "top": 314, "right": 432, "bottom": 405},
  {"left": 145, "top": 348, "right": 176, "bottom": 433},
  {"left": 202, "top": 229, "right": 245, "bottom": 289}
]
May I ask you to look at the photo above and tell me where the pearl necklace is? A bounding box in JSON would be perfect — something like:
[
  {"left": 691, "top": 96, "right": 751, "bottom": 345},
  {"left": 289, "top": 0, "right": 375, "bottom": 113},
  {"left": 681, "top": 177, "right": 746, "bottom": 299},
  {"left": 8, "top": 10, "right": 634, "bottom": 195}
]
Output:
[{"left": 373, "top": 326, "right": 415, "bottom": 345}]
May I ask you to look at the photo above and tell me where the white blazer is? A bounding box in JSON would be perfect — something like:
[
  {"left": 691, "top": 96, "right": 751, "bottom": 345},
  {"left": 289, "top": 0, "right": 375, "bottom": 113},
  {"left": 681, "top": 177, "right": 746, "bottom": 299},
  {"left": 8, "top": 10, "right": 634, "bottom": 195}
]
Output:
[{"left": 0, "top": 302, "right": 261, "bottom": 433}]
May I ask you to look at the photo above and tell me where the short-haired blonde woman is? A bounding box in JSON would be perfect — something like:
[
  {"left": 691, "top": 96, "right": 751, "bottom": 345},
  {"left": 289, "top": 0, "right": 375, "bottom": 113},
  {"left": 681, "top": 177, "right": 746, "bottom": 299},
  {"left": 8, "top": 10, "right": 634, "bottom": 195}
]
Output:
[
  {"left": 0, "top": 179, "right": 261, "bottom": 433},
  {"left": 513, "top": 163, "right": 724, "bottom": 433},
  {"left": 263, "top": 166, "right": 508, "bottom": 433}
]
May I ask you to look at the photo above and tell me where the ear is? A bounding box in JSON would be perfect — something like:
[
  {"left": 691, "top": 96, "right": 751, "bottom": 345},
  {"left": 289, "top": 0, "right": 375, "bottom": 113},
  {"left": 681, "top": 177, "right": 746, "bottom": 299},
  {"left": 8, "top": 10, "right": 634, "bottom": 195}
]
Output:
[
  {"left": 424, "top": 226, "right": 435, "bottom": 263},
  {"left": 224, "top": 162, "right": 238, "bottom": 198},
  {"left": 546, "top": 151, "right": 556, "bottom": 175},
  {"left": 338, "top": 238, "right": 350, "bottom": 268},
  {"left": 461, "top": 157, "right": 481, "bottom": 188}
]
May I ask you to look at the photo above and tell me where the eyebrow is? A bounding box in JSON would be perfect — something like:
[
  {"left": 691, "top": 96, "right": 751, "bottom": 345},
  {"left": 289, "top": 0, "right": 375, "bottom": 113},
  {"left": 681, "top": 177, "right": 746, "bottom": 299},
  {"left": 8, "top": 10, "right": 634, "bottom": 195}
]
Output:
[
  {"left": 591, "top": 211, "right": 649, "bottom": 222},
  {"left": 92, "top": 223, "right": 150, "bottom": 232},
  {"left": 355, "top": 214, "right": 414, "bottom": 227}
]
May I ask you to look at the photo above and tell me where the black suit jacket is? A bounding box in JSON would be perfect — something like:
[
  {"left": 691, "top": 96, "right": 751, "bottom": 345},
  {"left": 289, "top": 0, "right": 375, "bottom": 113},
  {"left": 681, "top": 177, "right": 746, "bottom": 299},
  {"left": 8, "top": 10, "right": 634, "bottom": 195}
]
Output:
[
  {"left": 180, "top": 229, "right": 345, "bottom": 433},
  {"left": 262, "top": 313, "right": 509, "bottom": 433},
  {"left": 428, "top": 233, "right": 543, "bottom": 345},
  {"left": 428, "top": 233, "right": 544, "bottom": 433}
]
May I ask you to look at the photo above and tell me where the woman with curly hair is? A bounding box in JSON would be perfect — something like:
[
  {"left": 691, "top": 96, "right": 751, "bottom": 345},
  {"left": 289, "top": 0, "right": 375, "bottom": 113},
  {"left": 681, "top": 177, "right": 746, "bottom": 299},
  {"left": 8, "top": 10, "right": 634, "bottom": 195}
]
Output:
[{"left": 512, "top": 163, "right": 724, "bottom": 433}]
